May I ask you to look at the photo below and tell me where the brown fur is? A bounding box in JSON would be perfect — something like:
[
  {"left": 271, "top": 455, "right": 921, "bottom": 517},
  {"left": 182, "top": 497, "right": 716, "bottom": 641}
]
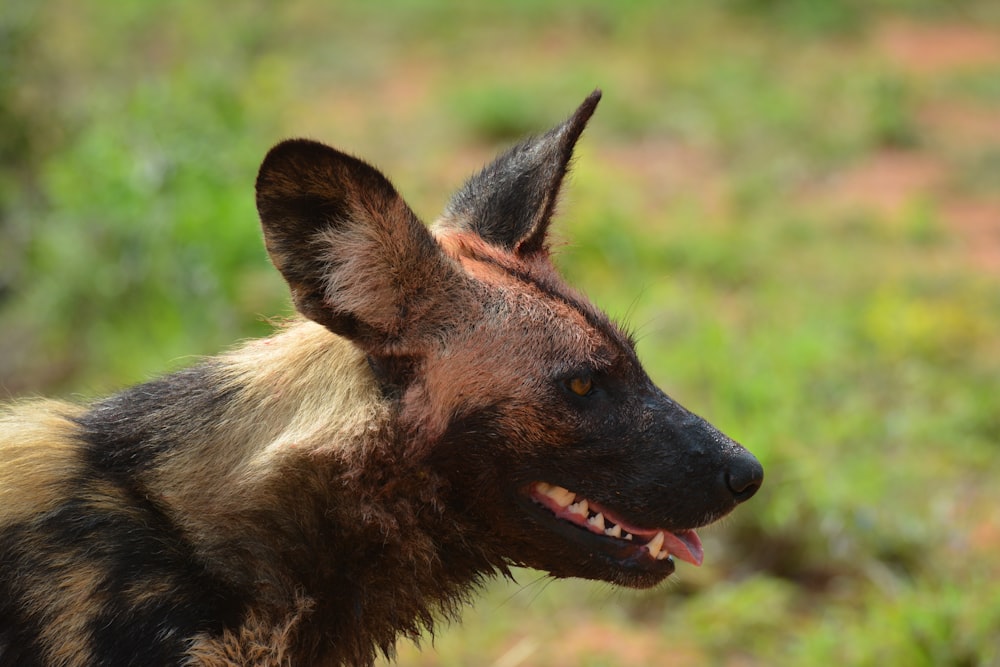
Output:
[
  {"left": 0, "top": 402, "right": 86, "bottom": 524},
  {"left": 0, "top": 92, "right": 761, "bottom": 666},
  {"left": 184, "top": 596, "right": 313, "bottom": 667}
]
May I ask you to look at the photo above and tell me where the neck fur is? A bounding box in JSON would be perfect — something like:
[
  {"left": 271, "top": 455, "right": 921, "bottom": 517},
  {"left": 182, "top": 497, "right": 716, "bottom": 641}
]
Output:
[{"left": 148, "top": 320, "right": 496, "bottom": 664}]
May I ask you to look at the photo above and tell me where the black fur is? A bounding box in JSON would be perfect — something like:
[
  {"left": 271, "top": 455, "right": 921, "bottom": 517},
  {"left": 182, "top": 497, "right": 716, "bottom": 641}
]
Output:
[{"left": 443, "top": 90, "right": 602, "bottom": 254}]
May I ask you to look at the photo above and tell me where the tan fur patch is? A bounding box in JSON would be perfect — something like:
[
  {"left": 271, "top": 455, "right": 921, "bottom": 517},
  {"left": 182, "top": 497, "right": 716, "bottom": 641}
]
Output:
[
  {"left": 144, "top": 321, "right": 389, "bottom": 566},
  {"left": 183, "top": 595, "right": 314, "bottom": 667},
  {"left": 167, "top": 321, "right": 384, "bottom": 485},
  {"left": 0, "top": 400, "right": 85, "bottom": 525},
  {"left": 19, "top": 555, "right": 104, "bottom": 667},
  {"left": 123, "top": 576, "right": 181, "bottom": 611},
  {"left": 225, "top": 320, "right": 387, "bottom": 461}
]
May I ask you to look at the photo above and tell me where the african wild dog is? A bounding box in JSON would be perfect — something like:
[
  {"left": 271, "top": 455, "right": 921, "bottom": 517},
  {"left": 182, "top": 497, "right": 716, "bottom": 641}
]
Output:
[{"left": 0, "top": 91, "right": 762, "bottom": 666}]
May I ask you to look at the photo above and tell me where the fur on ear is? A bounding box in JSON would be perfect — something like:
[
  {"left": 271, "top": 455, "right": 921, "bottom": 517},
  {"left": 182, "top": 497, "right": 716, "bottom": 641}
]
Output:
[
  {"left": 255, "top": 139, "right": 466, "bottom": 356},
  {"left": 436, "top": 90, "right": 601, "bottom": 256}
]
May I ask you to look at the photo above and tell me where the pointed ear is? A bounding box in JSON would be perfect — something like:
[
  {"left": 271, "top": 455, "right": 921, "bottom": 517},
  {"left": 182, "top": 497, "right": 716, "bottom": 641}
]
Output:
[
  {"left": 256, "top": 139, "right": 463, "bottom": 355},
  {"left": 436, "top": 90, "right": 601, "bottom": 256}
]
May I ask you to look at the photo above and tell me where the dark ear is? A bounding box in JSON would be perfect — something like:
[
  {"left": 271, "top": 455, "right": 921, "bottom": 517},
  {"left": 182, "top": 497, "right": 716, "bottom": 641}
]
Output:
[
  {"left": 437, "top": 90, "right": 601, "bottom": 256},
  {"left": 256, "top": 139, "right": 463, "bottom": 355}
]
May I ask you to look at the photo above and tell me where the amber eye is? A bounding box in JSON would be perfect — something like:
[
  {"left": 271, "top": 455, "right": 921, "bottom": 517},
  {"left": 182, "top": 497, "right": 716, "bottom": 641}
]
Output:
[{"left": 566, "top": 376, "right": 593, "bottom": 397}]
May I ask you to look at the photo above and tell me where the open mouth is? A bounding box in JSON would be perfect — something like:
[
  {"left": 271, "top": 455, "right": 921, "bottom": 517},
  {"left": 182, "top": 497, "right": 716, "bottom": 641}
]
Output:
[{"left": 529, "top": 482, "right": 704, "bottom": 566}]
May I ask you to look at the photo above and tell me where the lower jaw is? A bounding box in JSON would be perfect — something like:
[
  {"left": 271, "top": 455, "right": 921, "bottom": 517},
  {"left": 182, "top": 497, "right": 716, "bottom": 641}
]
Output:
[
  {"left": 528, "top": 510, "right": 678, "bottom": 587},
  {"left": 594, "top": 548, "right": 676, "bottom": 587},
  {"left": 544, "top": 549, "right": 676, "bottom": 589}
]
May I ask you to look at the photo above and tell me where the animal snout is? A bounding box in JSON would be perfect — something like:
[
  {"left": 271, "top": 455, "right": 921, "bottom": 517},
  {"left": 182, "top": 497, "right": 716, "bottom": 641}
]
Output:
[{"left": 724, "top": 450, "right": 764, "bottom": 504}]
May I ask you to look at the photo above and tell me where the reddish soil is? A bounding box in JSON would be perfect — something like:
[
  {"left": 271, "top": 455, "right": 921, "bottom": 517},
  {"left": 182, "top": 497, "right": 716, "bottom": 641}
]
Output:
[
  {"left": 831, "top": 18, "right": 1000, "bottom": 273},
  {"left": 942, "top": 199, "right": 1000, "bottom": 273},
  {"left": 600, "top": 139, "right": 727, "bottom": 215},
  {"left": 875, "top": 19, "right": 1000, "bottom": 75},
  {"left": 919, "top": 101, "right": 1000, "bottom": 149},
  {"left": 825, "top": 149, "right": 947, "bottom": 216},
  {"left": 538, "top": 621, "right": 703, "bottom": 667}
]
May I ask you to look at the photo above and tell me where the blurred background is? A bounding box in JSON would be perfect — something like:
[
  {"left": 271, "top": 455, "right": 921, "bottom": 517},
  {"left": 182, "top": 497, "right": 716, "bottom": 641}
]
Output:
[{"left": 2, "top": 0, "right": 999, "bottom": 664}]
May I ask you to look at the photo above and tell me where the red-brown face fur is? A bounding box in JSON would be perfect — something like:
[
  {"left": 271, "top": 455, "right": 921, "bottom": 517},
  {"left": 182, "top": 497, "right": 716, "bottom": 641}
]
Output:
[
  {"left": 399, "top": 228, "right": 673, "bottom": 587},
  {"left": 399, "top": 230, "right": 605, "bottom": 439}
]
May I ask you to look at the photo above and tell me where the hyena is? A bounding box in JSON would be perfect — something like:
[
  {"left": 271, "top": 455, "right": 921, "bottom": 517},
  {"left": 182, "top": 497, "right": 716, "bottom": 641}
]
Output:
[{"left": 0, "top": 91, "right": 762, "bottom": 666}]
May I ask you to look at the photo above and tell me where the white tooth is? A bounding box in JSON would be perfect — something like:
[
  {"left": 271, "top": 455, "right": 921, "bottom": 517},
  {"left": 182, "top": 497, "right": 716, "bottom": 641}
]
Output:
[
  {"left": 646, "top": 531, "right": 665, "bottom": 558},
  {"left": 604, "top": 524, "right": 622, "bottom": 538},
  {"left": 587, "top": 513, "right": 605, "bottom": 531},
  {"left": 568, "top": 499, "right": 589, "bottom": 517},
  {"left": 543, "top": 485, "right": 575, "bottom": 508},
  {"left": 536, "top": 482, "right": 552, "bottom": 494},
  {"left": 624, "top": 533, "right": 633, "bottom": 541},
  {"left": 656, "top": 550, "right": 671, "bottom": 560},
  {"left": 555, "top": 488, "right": 576, "bottom": 507}
]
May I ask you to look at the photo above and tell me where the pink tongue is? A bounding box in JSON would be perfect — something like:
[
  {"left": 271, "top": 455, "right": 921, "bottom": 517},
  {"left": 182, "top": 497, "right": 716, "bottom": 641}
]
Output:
[{"left": 661, "top": 529, "right": 704, "bottom": 566}]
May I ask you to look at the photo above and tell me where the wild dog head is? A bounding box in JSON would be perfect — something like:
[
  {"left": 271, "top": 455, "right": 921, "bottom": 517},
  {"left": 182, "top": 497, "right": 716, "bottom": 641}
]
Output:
[{"left": 255, "top": 90, "right": 763, "bottom": 589}]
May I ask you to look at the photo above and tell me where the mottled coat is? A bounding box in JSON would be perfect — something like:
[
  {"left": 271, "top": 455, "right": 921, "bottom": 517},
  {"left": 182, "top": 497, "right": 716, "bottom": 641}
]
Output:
[{"left": 0, "top": 92, "right": 762, "bottom": 666}]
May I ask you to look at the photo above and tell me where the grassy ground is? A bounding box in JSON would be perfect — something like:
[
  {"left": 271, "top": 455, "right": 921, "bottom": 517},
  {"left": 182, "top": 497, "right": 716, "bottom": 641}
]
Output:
[{"left": 2, "top": 1, "right": 999, "bottom": 664}]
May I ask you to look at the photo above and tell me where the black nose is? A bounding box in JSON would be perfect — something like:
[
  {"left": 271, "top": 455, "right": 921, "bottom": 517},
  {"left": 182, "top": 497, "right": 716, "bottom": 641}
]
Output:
[{"left": 725, "top": 452, "right": 764, "bottom": 503}]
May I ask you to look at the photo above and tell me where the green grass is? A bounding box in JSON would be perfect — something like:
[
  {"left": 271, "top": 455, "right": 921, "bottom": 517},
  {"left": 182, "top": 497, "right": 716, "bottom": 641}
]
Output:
[{"left": 3, "top": 0, "right": 1000, "bottom": 664}]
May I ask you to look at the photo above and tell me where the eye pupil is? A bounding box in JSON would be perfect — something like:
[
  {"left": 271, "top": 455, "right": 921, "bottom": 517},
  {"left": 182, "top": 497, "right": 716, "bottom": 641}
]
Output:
[{"left": 568, "top": 376, "right": 593, "bottom": 396}]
